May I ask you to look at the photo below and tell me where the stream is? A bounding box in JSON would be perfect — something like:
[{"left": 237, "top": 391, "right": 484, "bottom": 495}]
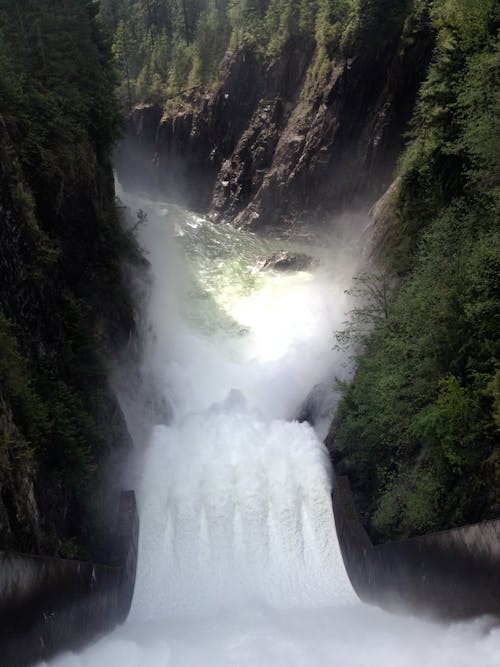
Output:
[{"left": 42, "top": 189, "right": 499, "bottom": 667}]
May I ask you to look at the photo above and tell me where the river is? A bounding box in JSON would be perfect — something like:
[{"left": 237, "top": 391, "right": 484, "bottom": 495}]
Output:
[{"left": 41, "top": 190, "right": 499, "bottom": 667}]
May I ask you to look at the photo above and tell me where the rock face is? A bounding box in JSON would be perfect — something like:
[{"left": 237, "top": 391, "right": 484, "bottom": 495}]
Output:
[
  {"left": 0, "top": 120, "right": 136, "bottom": 557},
  {"left": 363, "top": 178, "right": 400, "bottom": 262},
  {"left": 258, "top": 251, "right": 317, "bottom": 272},
  {"left": 0, "top": 491, "right": 139, "bottom": 667},
  {"left": 115, "top": 28, "right": 433, "bottom": 229}
]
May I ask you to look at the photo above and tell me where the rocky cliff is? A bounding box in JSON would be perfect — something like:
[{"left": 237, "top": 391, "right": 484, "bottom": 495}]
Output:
[
  {"left": 0, "top": 1, "right": 138, "bottom": 558},
  {"left": 116, "top": 23, "right": 433, "bottom": 231},
  {"left": 0, "top": 119, "right": 136, "bottom": 558}
]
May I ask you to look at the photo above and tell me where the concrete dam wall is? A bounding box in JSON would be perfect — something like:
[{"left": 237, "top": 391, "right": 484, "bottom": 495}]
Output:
[
  {"left": 2, "top": 475, "right": 499, "bottom": 667},
  {"left": 332, "top": 475, "right": 500, "bottom": 620},
  {"left": 0, "top": 491, "right": 138, "bottom": 667}
]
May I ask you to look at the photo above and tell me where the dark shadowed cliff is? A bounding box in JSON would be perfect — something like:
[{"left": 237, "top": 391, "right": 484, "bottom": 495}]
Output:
[
  {"left": 0, "top": 0, "right": 497, "bottom": 555},
  {"left": 115, "top": 11, "right": 433, "bottom": 230},
  {"left": 0, "top": 0, "right": 137, "bottom": 558}
]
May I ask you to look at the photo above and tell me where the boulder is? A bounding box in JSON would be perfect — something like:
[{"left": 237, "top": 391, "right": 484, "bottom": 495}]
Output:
[{"left": 258, "top": 251, "right": 317, "bottom": 272}]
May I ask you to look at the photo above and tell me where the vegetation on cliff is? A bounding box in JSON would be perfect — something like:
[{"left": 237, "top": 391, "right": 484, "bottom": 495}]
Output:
[
  {"left": 106, "top": 0, "right": 499, "bottom": 541},
  {"left": 98, "top": 0, "right": 418, "bottom": 107},
  {"left": 0, "top": 0, "right": 134, "bottom": 556},
  {"left": 330, "top": 0, "right": 499, "bottom": 541},
  {"left": 108, "top": 0, "right": 433, "bottom": 226},
  {"left": 2, "top": 0, "right": 496, "bottom": 555}
]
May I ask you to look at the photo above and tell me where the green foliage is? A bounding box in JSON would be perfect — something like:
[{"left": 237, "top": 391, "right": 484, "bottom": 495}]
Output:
[
  {"left": 0, "top": 312, "right": 97, "bottom": 556},
  {"left": 0, "top": 1, "right": 132, "bottom": 555},
  {"left": 335, "top": 272, "right": 396, "bottom": 348},
  {"left": 455, "top": 42, "right": 500, "bottom": 199},
  {"left": 0, "top": 317, "right": 48, "bottom": 446},
  {"left": 490, "top": 370, "right": 500, "bottom": 429},
  {"left": 101, "top": 0, "right": 424, "bottom": 107},
  {"left": 332, "top": 0, "right": 499, "bottom": 541},
  {"left": 341, "top": 0, "right": 412, "bottom": 53},
  {"left": 100, "top": 0, "right": 222, "bottom": 104},
  {"left": 412, "top": 376, "right": 480, "bottom": 472},
  {"left": 59, "top": 537, "right": 80, "bottom": 559},
  {"left": 0, "top": 312, "right": 97, "bottom": 503},
  {"left": 0, "top": 0, "right": 120, "bottom": 187}
]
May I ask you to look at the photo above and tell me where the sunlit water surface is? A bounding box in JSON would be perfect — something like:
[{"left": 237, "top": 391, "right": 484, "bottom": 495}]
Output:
[{"left": 41, "top": 192, "right": 499, "bottom": 666}]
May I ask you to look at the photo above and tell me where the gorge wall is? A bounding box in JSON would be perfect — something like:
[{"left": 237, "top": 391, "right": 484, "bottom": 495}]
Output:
[
  {"left": 0, "top": 1, "right": 137, "bottom": 559},
  {"left": 115, "top": 24, "right": 433, "bottom": 231},
  {"left": 2, "top": 0, "right": 497, "bottom": 572},
  {"left": 113, "top": 0, "right": 499, "bottom": 545},
  {"left": 0, "top": 491, "right": 138, "bottom": 667}
]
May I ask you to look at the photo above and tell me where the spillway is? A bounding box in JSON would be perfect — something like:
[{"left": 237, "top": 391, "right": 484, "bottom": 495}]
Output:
[{"left": 41, "top": 192, "right": 499, "bottom": 667}]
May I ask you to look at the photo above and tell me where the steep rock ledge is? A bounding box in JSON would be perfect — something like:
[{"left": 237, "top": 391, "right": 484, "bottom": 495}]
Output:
[
  {"left": 0, "top": 121, "right": 136, "bottom": 558},
  {"left": 116, "top": 28, "right": 433, "bottom": 229}
]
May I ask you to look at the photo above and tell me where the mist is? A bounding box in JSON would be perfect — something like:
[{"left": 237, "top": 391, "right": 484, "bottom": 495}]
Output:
[{"left": 40, "top": 187, "right": 499, "bottom": 667}]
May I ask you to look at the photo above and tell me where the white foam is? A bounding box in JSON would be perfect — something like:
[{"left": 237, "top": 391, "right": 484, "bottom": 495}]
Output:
[
  {"left": 46, "top": 607, "right": 500, "bottom": 667},
  {"left": 42, "top": 192, "right": 499, "bottom": 666}
]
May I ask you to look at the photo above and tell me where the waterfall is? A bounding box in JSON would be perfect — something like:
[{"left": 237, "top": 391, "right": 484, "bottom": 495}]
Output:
[
  {"left": 125, "top": 193, "right": 356, "bottom": 618},
  {"left": 43, "top": 190, "right": 500, "bottom": 667}
]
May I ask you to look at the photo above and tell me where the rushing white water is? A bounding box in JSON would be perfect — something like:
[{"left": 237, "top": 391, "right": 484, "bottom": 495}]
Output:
[
  {"left": 126, "top": 193, "right": 356, "bottom": 618},
  {"left": 42, "top": 193, "right": 500, "bottom": 667}
]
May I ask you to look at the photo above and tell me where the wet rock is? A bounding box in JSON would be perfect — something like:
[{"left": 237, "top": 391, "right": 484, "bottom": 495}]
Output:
[
  {"left": 0, "top": 119, "right": 136, "bottom": 556},
  {"left": 363, "top": 178, "right": 400, "bottom": 263},
  {"left": 116, "top": 27, "right": 433, "bottom": 230},
  {"left": 297, "top": 383, "right": 335, "bottom": 428},
  {"left": 114, "top": 103, "right": 163, "bottom": 194},
  {"left": 258, "top": 251, "right": 317, "bottom": 272}
]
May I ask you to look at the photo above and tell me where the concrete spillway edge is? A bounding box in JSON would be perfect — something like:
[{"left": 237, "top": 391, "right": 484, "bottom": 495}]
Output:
[
  {"left": 0, "top": 490, "right": 139, "bottom": 667},
  {"left": 332, "top": 474, "right": 500, "bottom": 621}
]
